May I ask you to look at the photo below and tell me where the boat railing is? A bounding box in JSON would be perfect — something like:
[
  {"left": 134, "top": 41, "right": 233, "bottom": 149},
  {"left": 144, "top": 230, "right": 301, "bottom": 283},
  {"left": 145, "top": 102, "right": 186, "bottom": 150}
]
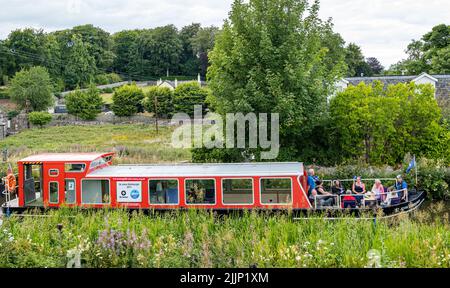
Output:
[{"left": 313, "top": 189, "right": 408, "bottom": 209}]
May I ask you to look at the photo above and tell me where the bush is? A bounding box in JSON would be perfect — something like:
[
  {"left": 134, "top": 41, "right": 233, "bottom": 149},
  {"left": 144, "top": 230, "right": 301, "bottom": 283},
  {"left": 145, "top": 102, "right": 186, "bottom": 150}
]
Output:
[
  {"left": 95, "top": 73, "right": 123, "bottom": 85},
  {"left": 0, "top": 88, "right": 9, "bottom": 99},
  {"left": 65, "top": 84, "right": 103, "bottom": 120},
  {"left": 143, "top": 86, "right": 174, "bottom": 118},
  {"left": 111, "top": 84, "right": 144, "bottom": 117},
  {"left": 7, "top": 110, "right": 20, "bottom": 120},
  {"left": 9, "top": 66, "right": 54, "bottom": 111},
  {"left": 173, "top": 82, "right": 208, "bottom": 117},
  {"left": 28, "top": 111, "right": 52, "bottom": 128},
  {"left": 101, "top": 87, "right": 114, "bottom": 94}
]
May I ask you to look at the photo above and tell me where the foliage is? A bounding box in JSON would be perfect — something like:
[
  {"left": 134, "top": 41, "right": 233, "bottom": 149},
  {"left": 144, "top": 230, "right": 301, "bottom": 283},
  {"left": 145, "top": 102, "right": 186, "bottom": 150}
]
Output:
[
  {"left": 366, "top": 57, "right": 384, "bottom": 75},
  {"left": 94, "top": 73, "right": 122, "bottom": 85},
  {"left": 28, "top": 111, "right": 52, "bottom": 128},
  {"left": 344, "top": 43, "right": 373, "bottom": 77},
  {"left": 329, "top": 81, "right": 448, "bottom": 165},
  {"left": 173, "top": 82, "right": 208, "bottom": 117},
  {"left": 111, "top": 84, "right": 144, "bottom": 117},
  {"left": 61, "top": 34, "right": 97, "bottom": 90},
  {"left": 65, "top": 84, "right": 104, "bottom": 120},
  {"left": 387, "top": 24, "right": 450, "bottom": 75},
  {"left": 142, "top": 86, "right": 174, "bottom": 118},
  {"left": 0, "top": 206, "right": 449, "bottom": 268},
  {"left": 9, "top": 66, "right": 54, "bottom": 111},
  {"left": 128, "top": 25, "right": 183, "bottom": 79},
  {"left": 6, "top": 110, "right": 19, "bottom": 120},
  {"left": 0, "top": 88, "right": 9, "bottom": 99},
  {"left": 193, "top": 0, "right": 347, "bottom": 162},
  {"left": 191, "top": 26, "right": 220, "bottom": 76}
]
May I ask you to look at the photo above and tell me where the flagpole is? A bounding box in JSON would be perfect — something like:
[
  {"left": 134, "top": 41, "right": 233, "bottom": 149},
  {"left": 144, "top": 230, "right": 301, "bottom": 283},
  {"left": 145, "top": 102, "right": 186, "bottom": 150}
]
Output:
[{"left": 414, "top": 155, "right": 418, "bottom": 188}]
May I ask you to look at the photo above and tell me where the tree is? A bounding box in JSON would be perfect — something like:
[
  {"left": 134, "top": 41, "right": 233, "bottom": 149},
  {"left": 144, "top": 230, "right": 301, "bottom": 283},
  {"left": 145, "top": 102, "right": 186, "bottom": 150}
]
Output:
[
  {"left": 111, "top": 84, "right": 144, "bottom": 117},
  {"left": 129, "top": 25, "right": 182, "bottom": 78},
  {"left": 179, "top": 23, "right": 202, "bottom": 76},
  {"left": 70, "top": 24, "right": 114, "bottom": 71},
  {"left": 387, "top": 24, "right": 450, "bottom": 75},
  {"left": 191, "top": 26, "right": 220, "bottom": 77},
  {"left": 173, "top": 82, "right": 208, "bottom": 117},
  {"left": 112, "top": 30, "right": 140, "bottom": 76},
  {"left": 143, "top": 86, "right": 174, "bottom": 118},
  {"left": 329, "top": 81, "right": 447, "bottom": 165},
  {"left": 366, "top": 57, "right": 384, "bottom": 75},
  {"left": 65, "top": 84, "right": 103, "bottom": 120},
  {"left": 28, "top": 111, "right": 52, "bottom": 128},
  {"left": 61, "top": 34, "right": 97, "bottom": 89},
  {"left": 344, "top": 43, "right": 372, "bottom": 77},
  {"left": 194, "top": 0, "right": 346, "bottom": 162},
  {"left": 9, "top": 66, "right": 54, "bottom": 112}
]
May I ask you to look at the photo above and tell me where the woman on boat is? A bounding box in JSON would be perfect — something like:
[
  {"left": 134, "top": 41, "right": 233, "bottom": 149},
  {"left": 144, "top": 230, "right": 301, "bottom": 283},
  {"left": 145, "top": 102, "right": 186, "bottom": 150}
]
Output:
[
  {"left": 371, "top": 179, "right": 385, "bottom": 203},
  {"left": 352, "top": 176, "right": 366, "bottom": 206},
  {"left": 331, "top": 180, "right": 345, "bottom": 195}
]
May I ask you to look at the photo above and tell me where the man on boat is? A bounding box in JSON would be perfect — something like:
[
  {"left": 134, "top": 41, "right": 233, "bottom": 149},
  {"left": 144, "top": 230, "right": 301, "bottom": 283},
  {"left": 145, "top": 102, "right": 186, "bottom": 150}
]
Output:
[
  {"left": 307, "top": 168, "right": 334, "bottom": 207},
  {"left": 390, "top": 175, "right": 408, "bottom": 202}
]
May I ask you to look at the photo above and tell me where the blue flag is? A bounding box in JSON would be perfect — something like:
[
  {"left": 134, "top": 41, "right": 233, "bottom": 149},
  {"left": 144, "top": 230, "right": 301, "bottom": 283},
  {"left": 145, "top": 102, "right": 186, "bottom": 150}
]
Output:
[{"left": 406, "top": 156, "right": 416, "bottom": 174}]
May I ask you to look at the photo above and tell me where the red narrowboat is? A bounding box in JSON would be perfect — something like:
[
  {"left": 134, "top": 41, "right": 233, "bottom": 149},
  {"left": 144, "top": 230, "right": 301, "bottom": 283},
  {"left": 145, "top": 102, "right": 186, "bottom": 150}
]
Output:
[{"left": 2, "top": 152, "right": 425, "bottom": 215}]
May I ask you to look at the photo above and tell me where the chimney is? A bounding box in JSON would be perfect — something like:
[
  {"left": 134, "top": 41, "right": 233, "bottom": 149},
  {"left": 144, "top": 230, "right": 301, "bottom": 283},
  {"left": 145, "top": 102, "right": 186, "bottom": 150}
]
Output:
[
  {"left": 360, "top": 73, "right": 364, "bottom": 77},
  {"left": 198, "top": 73, "right": 201, "bottom": 85},
  {"left": 157, "top": 78, "right": 162, "bottom": 86},
  {"left": 175, "top": 78, "right": 178, "bottom": 88}
]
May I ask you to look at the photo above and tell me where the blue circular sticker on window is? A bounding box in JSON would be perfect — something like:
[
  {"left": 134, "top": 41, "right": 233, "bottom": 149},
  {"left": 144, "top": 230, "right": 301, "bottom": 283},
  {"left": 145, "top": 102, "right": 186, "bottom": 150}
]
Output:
[{"left": 130, "top": 189, "right": 140, "bottom": 199}]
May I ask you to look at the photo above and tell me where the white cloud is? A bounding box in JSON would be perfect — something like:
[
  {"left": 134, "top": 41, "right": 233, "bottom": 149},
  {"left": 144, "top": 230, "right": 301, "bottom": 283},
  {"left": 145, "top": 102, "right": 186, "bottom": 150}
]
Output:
[{"left": 0, "top": 0, "right": 448, "bottom": 67}]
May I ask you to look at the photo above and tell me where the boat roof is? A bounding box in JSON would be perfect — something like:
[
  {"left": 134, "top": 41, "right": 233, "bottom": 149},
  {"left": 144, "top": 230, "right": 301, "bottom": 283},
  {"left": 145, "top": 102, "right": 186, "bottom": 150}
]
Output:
[
  {"left": 86, "top": 162, "right": 304, "bottom": 178},
  {"left": 19, "top": 153, "right": 110, "bottom": 162}
]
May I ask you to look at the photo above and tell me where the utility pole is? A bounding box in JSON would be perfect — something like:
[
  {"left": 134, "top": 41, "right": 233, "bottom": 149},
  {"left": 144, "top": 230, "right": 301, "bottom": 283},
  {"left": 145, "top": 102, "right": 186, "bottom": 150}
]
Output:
[{"left": 154, "top": 95, "right": 159, "bottom": 134}]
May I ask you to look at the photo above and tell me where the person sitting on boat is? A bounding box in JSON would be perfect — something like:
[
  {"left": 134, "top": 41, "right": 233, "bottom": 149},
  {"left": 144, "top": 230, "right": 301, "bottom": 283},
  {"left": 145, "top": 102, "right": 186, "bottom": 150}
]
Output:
[
  {"left": 331, "top": 180, "right": 345, "bottom": 195},
  {"left": 371, "top": 179, "right": 385, "bottom": 203},
  {"left": 389, "top": 175, "right": 408, "bottom": 202},
  {"left": 341, "top": 189, "right": 357, "bottom": 208},
  {"left": 307, "top": 169, "right": 318, "bottom": 200},
  {"left": 316, "top": 179, "right": 334, "bottom": 206},
  {"left": 364, "top": 189, "right": 377, "bottom": 208},
  {"left": 352, "top": 176, "right": 366, "bottom": 206}
]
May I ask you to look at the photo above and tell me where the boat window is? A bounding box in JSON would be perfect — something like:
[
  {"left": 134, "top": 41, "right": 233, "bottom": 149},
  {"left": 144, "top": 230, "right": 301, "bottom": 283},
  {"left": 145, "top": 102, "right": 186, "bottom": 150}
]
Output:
[
  {"left": 149, "top": 180, "right": 179, "bottom": 204},
  {"left": 49, "top": 182, "right": 59, "bottom": 204},
  {"left": 222, "top": 178, "right": 253, "bottom": 204},
  {"left": 65, "top": 163, "right": 86, "bottom": 172},
  {"left": 90, "top": 157, "right": 107, "bottom": 170},
  {"left": 81, "top": 179, "right": 110, "bottom": 204},
  {"left": 25, "top": 164, "right": 33, "bottom": 180},
  {"left": 185, "top": 179, "right": 216, "bottom": 204},
  {"left": 260, "top": 178, "right": 292, "bottom": 204},
  {"left": 65, "top": 179, "right": 76, "bottom": 204}
]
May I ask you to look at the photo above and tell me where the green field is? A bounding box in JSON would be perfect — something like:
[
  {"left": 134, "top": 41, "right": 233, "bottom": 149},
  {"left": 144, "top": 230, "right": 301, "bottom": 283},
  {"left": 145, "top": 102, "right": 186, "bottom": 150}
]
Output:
[
  {"left": 0, "top": 124, "right": 190, "bottom": 173},
  {"left": 0, "top": 124, "right": 449, "bottom": 268}
]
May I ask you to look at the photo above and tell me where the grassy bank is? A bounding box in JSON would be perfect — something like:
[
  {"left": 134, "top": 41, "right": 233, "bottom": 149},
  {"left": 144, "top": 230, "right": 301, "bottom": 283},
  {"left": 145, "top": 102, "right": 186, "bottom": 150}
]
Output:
[
  {"left": 0, "top": 124, "right": 190, "bottom": 173},
  {"left": 0, "top": 204, "right": 449, "bottom": 268}
]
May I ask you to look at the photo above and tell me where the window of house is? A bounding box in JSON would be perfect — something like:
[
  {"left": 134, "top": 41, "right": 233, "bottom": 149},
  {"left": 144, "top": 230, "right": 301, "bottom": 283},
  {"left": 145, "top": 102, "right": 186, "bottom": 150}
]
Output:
[
  {"left": 260, "top": 178, "right": 292, "bottom": 204},
  {"left": 49, "top": 182, "right": 59, "bottom": 204},
  {"left": 185, "top": 179, "right": 215, "bottom": 204},
  {"left": 81, "top": 179, "right": 110, "bottom": 204},
  {"left": 222, "top": 178, "right": 253, "bottom": 204},
  {"left": 149, "top": 180, "right": 179, "bottom": 204}
]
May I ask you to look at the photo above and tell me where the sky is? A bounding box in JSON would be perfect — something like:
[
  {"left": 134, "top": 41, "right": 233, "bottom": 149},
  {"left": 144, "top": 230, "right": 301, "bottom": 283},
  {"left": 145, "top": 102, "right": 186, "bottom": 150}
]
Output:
[{"left": 0, "top": 0, "right": 448, "bottom": 68}]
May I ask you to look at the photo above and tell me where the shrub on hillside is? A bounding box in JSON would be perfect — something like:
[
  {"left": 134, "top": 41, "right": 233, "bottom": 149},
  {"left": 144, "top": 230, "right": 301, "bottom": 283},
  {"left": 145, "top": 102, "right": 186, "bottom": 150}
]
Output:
[
  {"left": 28, "top": 111, "right": 52, "bottom": 128},
  {"left": 143, "top": 86, "right": 174, "bottom": 118},
  {"left": 65, "top": 84, "right": 103, "bottom": 120},
  {"left": 111, "top": 84, "right": 144, "bottom": 117},
  {"left": 173, "top": 82, "right": 208, "bottom": 117}
]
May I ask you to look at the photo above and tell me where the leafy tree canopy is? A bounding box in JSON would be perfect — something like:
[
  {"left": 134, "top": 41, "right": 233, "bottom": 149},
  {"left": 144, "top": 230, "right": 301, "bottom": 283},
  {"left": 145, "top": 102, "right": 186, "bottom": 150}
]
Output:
[{"left": 111, "top": 84, "right": 144, "bottom": 117}]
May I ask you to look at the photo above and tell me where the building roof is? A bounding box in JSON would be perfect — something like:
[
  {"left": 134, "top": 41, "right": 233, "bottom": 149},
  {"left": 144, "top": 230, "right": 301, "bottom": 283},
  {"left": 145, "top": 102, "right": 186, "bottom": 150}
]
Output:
[
  {"left": 19, "top": 153, "right": 110, "bottom": 163},
  {"left": 86, "top": 162, "right": 304, "bottom": 178}
]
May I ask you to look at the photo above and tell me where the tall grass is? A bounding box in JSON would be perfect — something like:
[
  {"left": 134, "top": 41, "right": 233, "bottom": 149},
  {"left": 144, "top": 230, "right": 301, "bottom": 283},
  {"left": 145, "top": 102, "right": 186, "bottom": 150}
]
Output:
[{"left": 0, "top": 204, "right": 448, "bottom": 268}]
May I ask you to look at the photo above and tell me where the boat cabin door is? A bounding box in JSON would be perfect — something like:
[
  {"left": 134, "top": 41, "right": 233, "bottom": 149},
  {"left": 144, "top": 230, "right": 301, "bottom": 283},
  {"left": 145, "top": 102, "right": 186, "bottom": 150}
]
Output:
[{"left": 23, "top": 163, "right": 43, "bottom": 206}]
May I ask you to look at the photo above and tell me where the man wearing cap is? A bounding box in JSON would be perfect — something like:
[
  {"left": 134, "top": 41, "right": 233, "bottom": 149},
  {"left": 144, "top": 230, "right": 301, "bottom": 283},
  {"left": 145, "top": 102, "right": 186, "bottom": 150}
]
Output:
[{"left": 390, "top": 175, "right": 408, "bottom": 201}]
